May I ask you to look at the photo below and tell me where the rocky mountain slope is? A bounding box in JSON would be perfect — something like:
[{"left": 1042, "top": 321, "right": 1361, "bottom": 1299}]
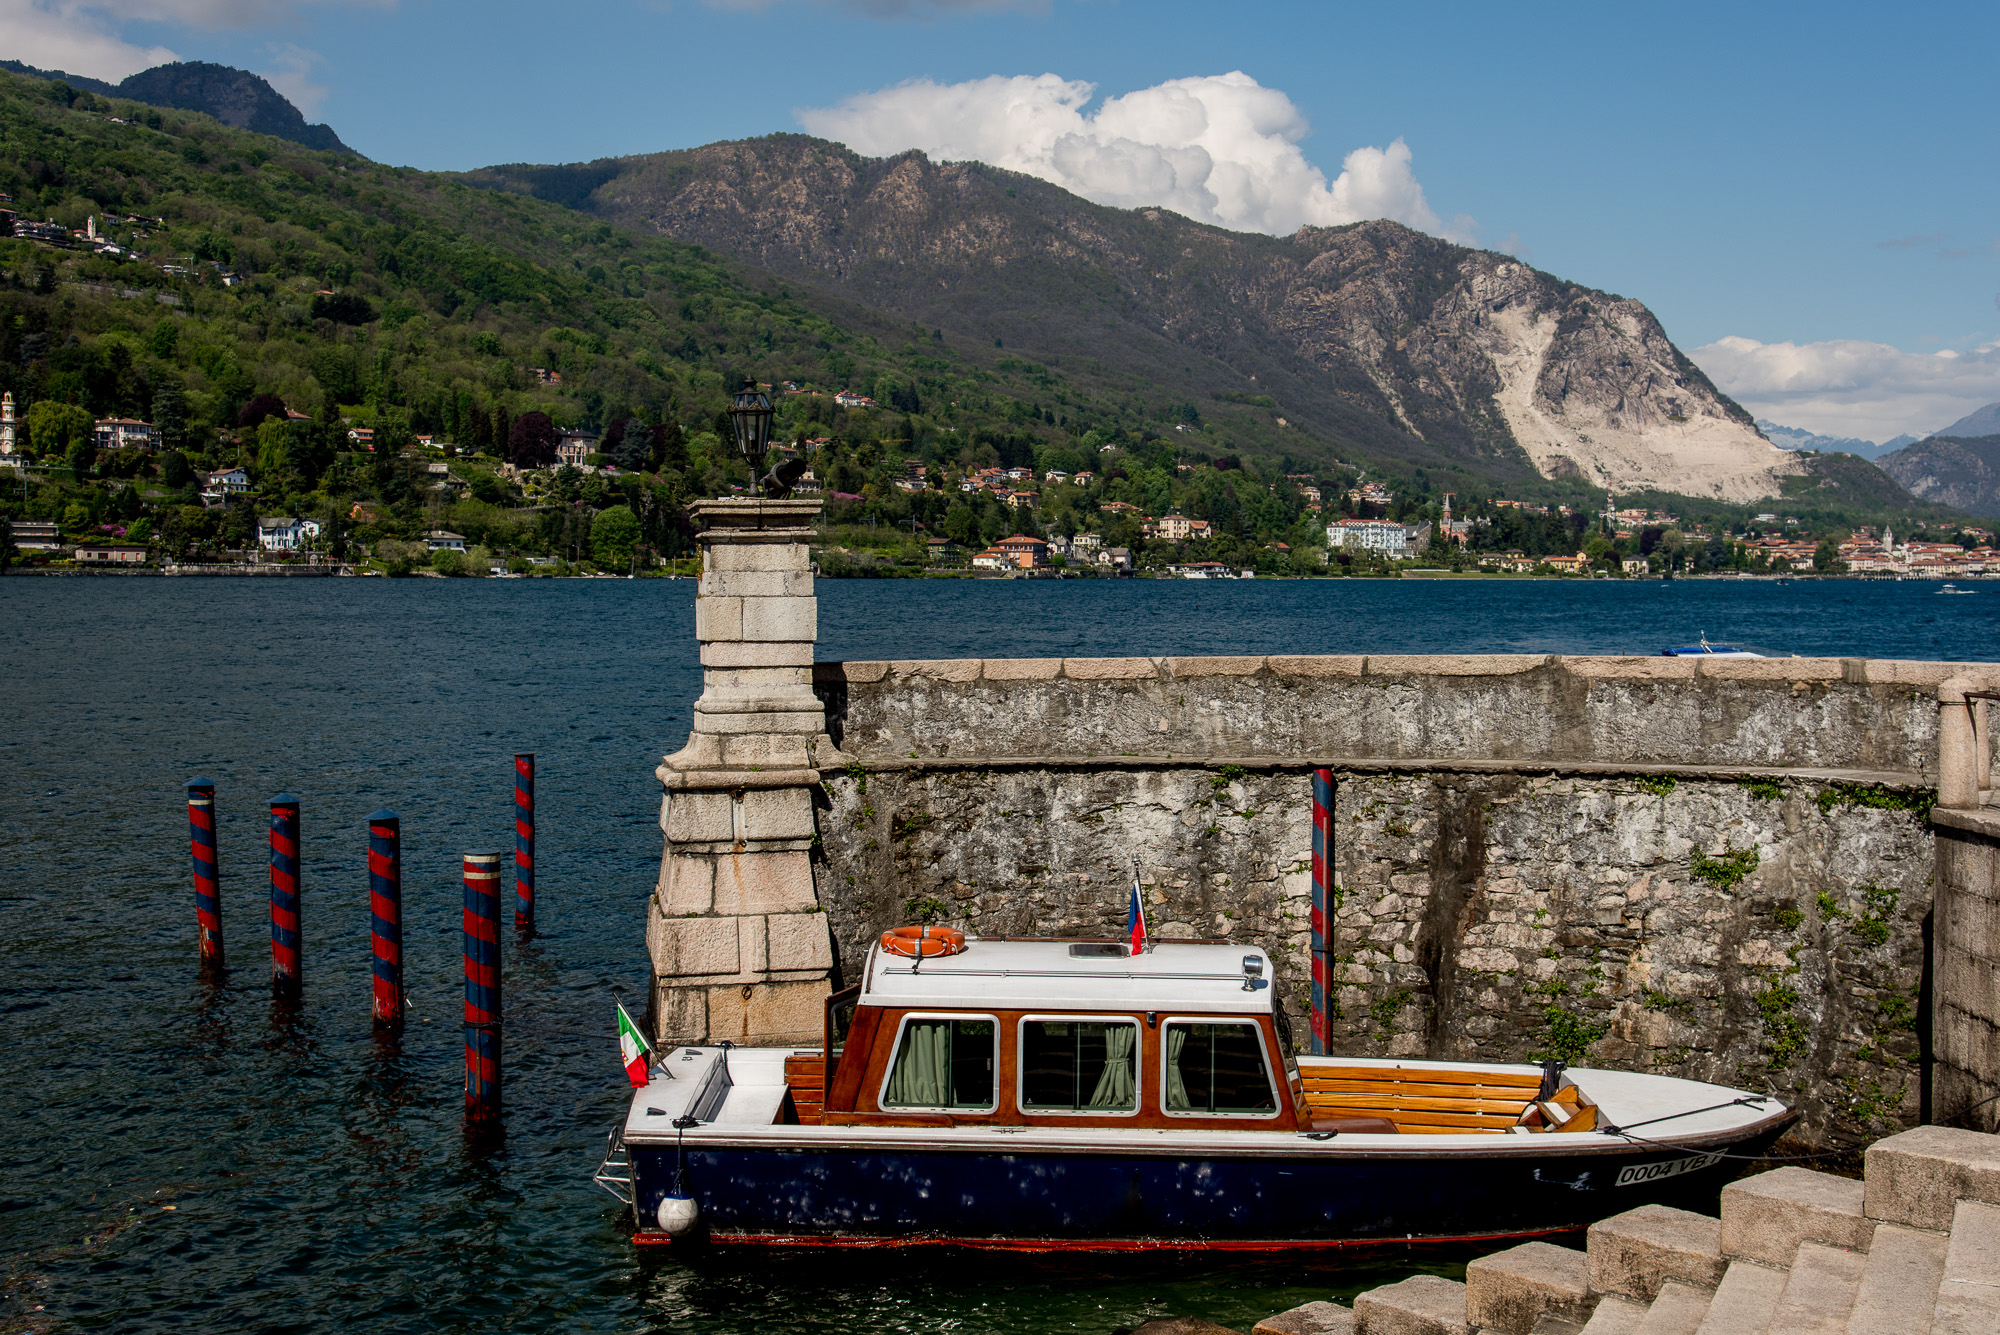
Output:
[
  {"left": 1936, "top": 402, "right": 2000, "bottom": 439},
  {"left": 471, "top": 136, "right": 1799, "bottom": 500},
  {"left": 1877, "top": 434, "right": 2000, "bottom": 516},
  {"left": 1757, "top": 418, "right": 1897, "bottom": 459},
  {"left": 0, "top": 59, "right": 352, "bottom": 154}
]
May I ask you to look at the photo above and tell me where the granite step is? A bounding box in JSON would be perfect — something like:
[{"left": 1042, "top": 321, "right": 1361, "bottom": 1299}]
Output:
[
  {"left": 1352, "top": 1274, "right": 1469, "bottom": 1335},
  {"left": 1765, "top": 1242, "right": 1866, "bottom": 1335},
  {"left": 1845, "top": 1222, "right": 1948, "bottom": 1335},
  {"left": 1573, "top": 1295, "right": 1648, "bottom": 1335},
  {"left": 1931, "top": 1198, "right": 2000, "bottom": 1335},
  {"left": 1862, "top": 1126, "right": 2000, "bottom": 1233},
  {"left": 1253, "top": 1300, "right": 1355, "bottom": 1335},
  {"left": 1630, "top": 1279, "right": 1712, "bottom": 1335},
  {"left": 1465, "top": 1241, "right": 1595, "bottom": 1334},
  {"left": 1691, "top": 1260, "right": 1790, "bottom": 1335},
  {"left": 1719, "top": 1167, "right": 1873, "bottom": 1268},
  {"left": 1588, "top": 1206, "right": 1728, "bottom": 1303}
]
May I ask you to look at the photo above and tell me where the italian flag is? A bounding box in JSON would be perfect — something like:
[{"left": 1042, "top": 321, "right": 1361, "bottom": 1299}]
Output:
[{"left": 617, "top": 1002, "right": 652, "bottom": 1087}]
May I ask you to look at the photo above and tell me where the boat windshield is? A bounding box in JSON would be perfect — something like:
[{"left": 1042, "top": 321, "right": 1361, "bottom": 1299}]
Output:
[
  {"left": 1162, "top": 1020, "right": 1278, "bottom": 1116},
  {"left": 882, "top": 1016, "right": 996, "bottom": 1110},
  {"left": 1019, "top": 1018, "right": 1140, "bottom": 1112}
]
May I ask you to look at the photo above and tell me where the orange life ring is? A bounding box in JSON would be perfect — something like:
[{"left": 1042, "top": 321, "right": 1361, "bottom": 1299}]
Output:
[{"left": 879, "top": 925, "right": 967, "bottom": 958}]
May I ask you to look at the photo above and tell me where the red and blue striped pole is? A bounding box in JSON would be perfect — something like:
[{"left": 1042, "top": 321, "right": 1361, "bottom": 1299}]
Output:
[
  {"left": 463, "top": 851, "right": 503, "bottom": 1122},
  {"left": 513, "top": 753, "right": 534, "bottom": 932},
  {"left": 186, "top": 778, "right": 223, "bottom": 973},
  {"left": 268, "top": 792, "right": 302, "bottom": 1002},
  {"left": 1310, "top": 767, "right": 1333, "bottom": 1056},
  {"left": 368, "top": 809, "right": 404, "bottom": 1030}
]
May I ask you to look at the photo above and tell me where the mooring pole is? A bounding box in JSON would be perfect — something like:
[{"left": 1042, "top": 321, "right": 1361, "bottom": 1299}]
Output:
[
  {"left": 268, "top": 792, "right": 302, "bottom": 1002},
  {"left": 462, "top": 851, "right": 503, "bottom": 1122},
  {"left": 513, "top": 753, "right": 535, "bottom": 932},
  {"left": 1310, "top": 768, "right": 1333, "bottom": 1056},
  {"left": 186, "top": 778, "right": 223, "bottom": 973},
  {"left": 368, "top": 809, "right": 404, "bottom": 1030}
]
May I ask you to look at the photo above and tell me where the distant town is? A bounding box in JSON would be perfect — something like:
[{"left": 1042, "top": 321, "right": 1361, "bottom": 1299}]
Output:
[{"left": 2, "top": 380, "right": 1994, "bottom": 580}]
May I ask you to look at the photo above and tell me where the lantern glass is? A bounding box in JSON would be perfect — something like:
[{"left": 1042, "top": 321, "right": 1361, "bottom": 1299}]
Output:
[{"left": 728, "top": 379, "right": 774, "bottom": 467}]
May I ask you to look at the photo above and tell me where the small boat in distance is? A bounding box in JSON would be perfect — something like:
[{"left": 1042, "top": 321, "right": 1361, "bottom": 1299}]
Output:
[
  {"left": 597, "top": 934, "right": 1793, "bottom": 1251},
  {"left": 1939, "top": 583, "right": 1975, "bottom": 595},
  {"left": 1661, "top": 634, "right": 1763, "bottom": 658}
]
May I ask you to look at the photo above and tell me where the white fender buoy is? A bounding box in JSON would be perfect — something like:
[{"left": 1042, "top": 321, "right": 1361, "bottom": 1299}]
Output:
[{"left": 657, "top": 1193, "right": 700, "bottom": 1237}]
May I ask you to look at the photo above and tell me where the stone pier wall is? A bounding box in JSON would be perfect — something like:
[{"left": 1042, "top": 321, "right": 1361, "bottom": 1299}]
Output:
[{"left": 803, "top": 653, "right": 1998, "bottom": 1146}]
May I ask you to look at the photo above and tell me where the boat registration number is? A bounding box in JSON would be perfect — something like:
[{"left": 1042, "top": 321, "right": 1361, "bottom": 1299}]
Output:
[{"left": 1615, "top": 1153, "right": 1722, "bottom": 1187}]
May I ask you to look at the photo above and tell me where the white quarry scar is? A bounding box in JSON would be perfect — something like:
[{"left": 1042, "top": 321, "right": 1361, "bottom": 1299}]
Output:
[{"left": 1482, "top": 301, "right": 1802, "bottom": 503}]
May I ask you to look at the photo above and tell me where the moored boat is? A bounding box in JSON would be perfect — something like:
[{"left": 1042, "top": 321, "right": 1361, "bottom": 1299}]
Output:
[{"left": 597, "top": 935, "right": 1793, "bottom": 1251}]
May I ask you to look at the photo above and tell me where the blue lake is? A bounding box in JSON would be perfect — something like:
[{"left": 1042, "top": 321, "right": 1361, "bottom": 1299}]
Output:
[{"left": 0, "top": 575, "right": 1991, "bottom": 1333}]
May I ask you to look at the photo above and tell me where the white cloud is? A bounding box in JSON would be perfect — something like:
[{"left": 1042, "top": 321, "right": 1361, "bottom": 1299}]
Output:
[
  {"left": 257, "top": 40, "right": 323, "bottom": 115},
  {"left": 1691, "top": 334, "right": 2000, "bottom": 442},
  {"left": 797, "top": 71, "right": 1474, "bottom": 241},
  {"left": 713, "top": 0, "right": 1042, "bottom": 13},
  {"left": 0, "top": 2, "right": 177, "bottom": 80},
  {"left": 0, "top": 2, "right": 390, "bottom": 84}
]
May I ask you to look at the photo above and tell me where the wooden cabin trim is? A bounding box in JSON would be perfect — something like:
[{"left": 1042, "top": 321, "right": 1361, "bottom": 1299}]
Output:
[{"left": 823, "top": 1005, "right": 1301, "bottom": 1132}]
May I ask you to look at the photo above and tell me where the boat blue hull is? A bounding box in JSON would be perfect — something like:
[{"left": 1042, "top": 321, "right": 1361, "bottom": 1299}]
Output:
[{"left": 627, "top": 1131, "right": 1784, "bottom": 1249}]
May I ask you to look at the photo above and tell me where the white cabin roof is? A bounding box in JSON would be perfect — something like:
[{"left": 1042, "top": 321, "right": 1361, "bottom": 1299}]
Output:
[{"left": 860, "top": 937, "right": 1276, "bottom": 1014}]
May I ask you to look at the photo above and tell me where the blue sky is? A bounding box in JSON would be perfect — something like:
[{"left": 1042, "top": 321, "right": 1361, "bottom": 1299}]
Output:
[{"left": 9, "top": 0, "right": 2000, "bottom": 440}]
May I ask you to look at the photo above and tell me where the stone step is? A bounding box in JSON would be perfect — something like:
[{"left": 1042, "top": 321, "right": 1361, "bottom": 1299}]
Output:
[
  {"left": 1631, "top": 1279, "right": 1712, "bottom": 1335},
  {"left": 1845, "top": 1223, "right": 1949, "bottom": 1335},
  {"left": 1574, "top": 1295, "right": 1648, "bottom": 1335},
  {"left": 1588, "top": 1205, "right": 1728, "bottom": 1302},
  {"left": 1692, "top": 1260, "right": 1790, "bottom": 1335},
  {"left": 1466, "top": 1241, "right": 1595, "bottom": 1334},
  {"left": 1932, "top": 1198, "right": 2000, "bottom": 1335},
  {"left": 1353, "top": 1274, "right": 1469, "bottom": 1335},
  {"left": 1862, "top": 1126, "right": 2000, "bottom": 1232},
  {"left": 1765, "top": 1242, "right": 1866, "bottom": 1335},
  {"left": 1526, "top": 1316, "right": 1586, "bottom": 1335},
  {"left": 1253, "top": 1300, "right": 1355, "bottom": 1335},
  {"left": 1720, "top": 1167, "right": 1873, "bottom": 1268}
]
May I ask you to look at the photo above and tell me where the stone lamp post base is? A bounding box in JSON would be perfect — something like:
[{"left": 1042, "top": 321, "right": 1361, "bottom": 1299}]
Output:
[{"left": 648, "top": 498, "right": 844, "bottom": 1047}]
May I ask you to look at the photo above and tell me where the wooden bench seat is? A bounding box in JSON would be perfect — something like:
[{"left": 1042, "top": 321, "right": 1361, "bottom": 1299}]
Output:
[
  {"left": 783, "top": 1051, "right": 826, "bottom": 1126},
  {"left": 1299, "top": 1062, "right": 1593, "bottom": 1134}
]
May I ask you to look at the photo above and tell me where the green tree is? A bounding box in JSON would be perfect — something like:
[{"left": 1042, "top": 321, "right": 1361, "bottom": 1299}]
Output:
[
  {"left": 27, "top": 401, "right": 93, "bottom": 461},
  {"left": 1814, "top": 539, "right": 1847, "bottom": 573},
  {"left": 152, "top": 385, "right": 189, "bottom": 453},
  {"left": 591, "top": 504, "right": 641, "bottom": 569}
]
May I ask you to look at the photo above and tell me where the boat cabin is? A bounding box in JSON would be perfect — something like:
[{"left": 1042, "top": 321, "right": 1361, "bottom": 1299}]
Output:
[{"left": 780, "top": 936, "right": 1598, "bottom": 1136}]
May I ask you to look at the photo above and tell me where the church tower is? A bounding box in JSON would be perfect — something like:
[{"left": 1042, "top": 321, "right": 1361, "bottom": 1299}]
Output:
[{"left": 1, "top": 391, "right": 15, "bottom": 458}]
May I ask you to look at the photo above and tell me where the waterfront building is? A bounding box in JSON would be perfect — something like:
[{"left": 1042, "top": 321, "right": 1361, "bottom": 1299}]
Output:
[
  {"left": 425, "top": 530, "right": 468, "bottom": 553},
  {"left": 996, "top": 535, "right": 1049, "bottom": 568},
  {"left": 1325, "top": 518, "right": 1409, "bottom": 557},
  {"left": 73, "top": 544, "right": 148, "bottom": 564},
  {"left": 93, "top": 418, "right": 156, "bottom": 452},
  {"left": 256, "top": 517, "right": 309, "bottom": 551}
]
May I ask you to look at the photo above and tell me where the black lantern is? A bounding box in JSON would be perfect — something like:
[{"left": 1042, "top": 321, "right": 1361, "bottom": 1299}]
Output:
[{"left": 727, "top": 378, "right": 775, "bottom": 475}]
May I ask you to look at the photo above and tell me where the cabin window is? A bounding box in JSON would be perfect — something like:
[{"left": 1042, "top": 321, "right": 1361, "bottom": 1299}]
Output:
[
  {"left": 1162, "top": 1020, "right": 1279, "bottom": 1117},
  {"left": 1018, "top": 1017, "right": 1141, "bottom": 1113},
  {"left": 880, "top": 1015, "right": 996, "bottom": 1111}
]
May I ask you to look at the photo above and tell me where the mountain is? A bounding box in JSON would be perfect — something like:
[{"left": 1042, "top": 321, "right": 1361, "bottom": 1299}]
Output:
[
  {"left": 0, "top": 59, "right": 352, "bottom": 154},
  {"left": 1756, "top": 418, "right": 1899, "bottom": 460},
  {"left": 1876, "top": 435, "right": 2000, "bottom": 516},
  {"left": 468, "top": 136, "right": 1799, "bottom": 502},
  {"left": 1935, "top": 402, "right": 2000, "bottom": 440}
]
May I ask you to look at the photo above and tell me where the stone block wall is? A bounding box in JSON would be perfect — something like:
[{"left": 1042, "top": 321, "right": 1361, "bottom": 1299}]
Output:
[
  {"left": 804, "top": 653, "right": 1987, "bottom": 1146},
  {"left": 1934, "top": 808, "right": 2000, "bottom": 1132}
]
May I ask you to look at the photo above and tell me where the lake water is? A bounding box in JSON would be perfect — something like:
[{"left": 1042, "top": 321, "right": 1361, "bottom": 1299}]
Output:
[{"left": 1, "top": 575, "right": 1993, "bottom": 1334}]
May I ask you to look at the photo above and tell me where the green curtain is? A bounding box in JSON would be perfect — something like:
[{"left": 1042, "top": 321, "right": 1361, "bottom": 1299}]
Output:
[
  {"left": 1164, "top": 1026, "right": 1191, "bottom": 1110},
  {"left": 1088, "top": 1024, "right": 1137, "bottom": 1110},
  {"left": 884, "top": 1019, "right": 949, "bottom": 1106}
]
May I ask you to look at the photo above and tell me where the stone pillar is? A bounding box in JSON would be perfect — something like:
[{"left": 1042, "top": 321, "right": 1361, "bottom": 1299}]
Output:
[
  {"left": 1933, "top": 677, "right": 2000, "bottom": 1132},
  {"left": 1939, "top": 677, "right": 1981, "bottom": 812},
  {"left": 648, "top": 499, "right": 841, "bottom": 1047}
]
